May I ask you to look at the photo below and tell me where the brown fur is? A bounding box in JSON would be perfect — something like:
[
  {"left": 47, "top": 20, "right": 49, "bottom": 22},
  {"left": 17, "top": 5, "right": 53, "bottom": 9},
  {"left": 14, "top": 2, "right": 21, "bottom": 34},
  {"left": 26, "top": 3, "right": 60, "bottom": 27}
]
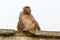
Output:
[{"left": 17, "top": 6, "right": 40, "bottom": 32}]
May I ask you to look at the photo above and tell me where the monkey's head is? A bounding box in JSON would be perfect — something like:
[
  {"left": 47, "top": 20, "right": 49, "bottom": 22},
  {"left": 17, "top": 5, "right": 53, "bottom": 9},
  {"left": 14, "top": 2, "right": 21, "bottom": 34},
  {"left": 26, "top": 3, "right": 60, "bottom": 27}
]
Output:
[{"left": 23, "top": 6, "right": 31, "bottom": 15}]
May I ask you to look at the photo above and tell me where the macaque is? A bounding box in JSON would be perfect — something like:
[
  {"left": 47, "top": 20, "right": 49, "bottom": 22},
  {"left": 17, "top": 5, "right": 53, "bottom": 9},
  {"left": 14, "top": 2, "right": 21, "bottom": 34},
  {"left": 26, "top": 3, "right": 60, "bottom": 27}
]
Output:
[{"left": 17, "top": 6, "right": 40, "bottom": 32}]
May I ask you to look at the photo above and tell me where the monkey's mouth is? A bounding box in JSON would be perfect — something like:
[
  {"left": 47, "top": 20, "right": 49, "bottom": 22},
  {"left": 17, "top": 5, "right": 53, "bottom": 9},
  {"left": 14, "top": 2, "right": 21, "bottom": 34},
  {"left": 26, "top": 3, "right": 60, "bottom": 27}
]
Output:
[{"left": 25, "top": 12, "right": 30, "bottom": 15}]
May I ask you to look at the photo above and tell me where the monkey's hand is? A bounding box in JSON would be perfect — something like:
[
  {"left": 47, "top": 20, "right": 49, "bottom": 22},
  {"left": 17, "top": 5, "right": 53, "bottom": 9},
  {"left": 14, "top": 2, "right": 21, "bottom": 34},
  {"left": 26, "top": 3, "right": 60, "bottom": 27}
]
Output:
[{"left": 25, "top": 23, "right": 36, "bottom": 31}]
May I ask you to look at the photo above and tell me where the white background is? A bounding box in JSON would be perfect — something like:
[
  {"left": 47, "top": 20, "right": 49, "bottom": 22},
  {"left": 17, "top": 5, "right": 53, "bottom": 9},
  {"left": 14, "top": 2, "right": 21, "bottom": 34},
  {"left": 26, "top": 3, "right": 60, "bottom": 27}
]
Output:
[{"left": 0, "top": 0, "right": 60, "bottom": 31}]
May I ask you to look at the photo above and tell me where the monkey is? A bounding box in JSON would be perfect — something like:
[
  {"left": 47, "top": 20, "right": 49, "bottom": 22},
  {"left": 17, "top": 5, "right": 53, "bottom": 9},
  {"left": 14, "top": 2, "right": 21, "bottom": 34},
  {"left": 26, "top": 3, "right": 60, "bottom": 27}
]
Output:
[{"left": 17, "top": 6, "right": 40, "bottom": 33}]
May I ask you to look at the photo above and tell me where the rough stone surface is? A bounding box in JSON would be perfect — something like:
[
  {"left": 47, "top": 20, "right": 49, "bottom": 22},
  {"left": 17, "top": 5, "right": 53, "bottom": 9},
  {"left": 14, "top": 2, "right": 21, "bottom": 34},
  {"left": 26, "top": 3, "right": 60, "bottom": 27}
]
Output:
[
  {"left": 0, "top": 29, "right": 60, "bottom": 40},
  {"left": 0, "top": 29, "right": 17, "bottom": 36}
]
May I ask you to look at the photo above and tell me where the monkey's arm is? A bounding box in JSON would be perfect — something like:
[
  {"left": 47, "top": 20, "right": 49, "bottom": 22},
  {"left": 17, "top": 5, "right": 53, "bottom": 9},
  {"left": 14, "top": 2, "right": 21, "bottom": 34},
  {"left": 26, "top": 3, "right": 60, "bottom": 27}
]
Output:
[
  {"left": 30, "top": 15, "right": 40, "bottom": 31},
  {"left": 35, "top": 22, "right": 40, "bottom": 31},
  {"left": 17, "top": 19, "right": 24, "bottom": 31},
  {"left": 17, "top": 12, "right": 24, "bottom": 31}
]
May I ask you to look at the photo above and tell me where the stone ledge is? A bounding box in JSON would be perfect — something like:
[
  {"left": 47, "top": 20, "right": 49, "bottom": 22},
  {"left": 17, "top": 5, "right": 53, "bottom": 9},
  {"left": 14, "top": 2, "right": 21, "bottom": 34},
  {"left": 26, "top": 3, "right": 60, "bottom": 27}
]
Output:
[
  {"left": 30, "top": 31, "right": 60, "bottom": 36},
  {"left": 0, "top": 29, "right": 17, "bottom": 36},
  {"left": 0, "top": 29, "right": 60, "bottom": 38}
]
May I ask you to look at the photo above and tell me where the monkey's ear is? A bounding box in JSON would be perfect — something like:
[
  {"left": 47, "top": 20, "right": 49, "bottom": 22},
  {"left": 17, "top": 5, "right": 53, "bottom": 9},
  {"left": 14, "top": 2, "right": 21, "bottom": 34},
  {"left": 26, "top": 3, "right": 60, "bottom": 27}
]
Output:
[
  {"left": 23, "top": 8, "right": 25, "bottom": 11},
  {"left": 23, "top": 6, "right": 26, "bottom": 10},
  {"left": 23, "top": 7, "right": 25, "bottom": 10}
]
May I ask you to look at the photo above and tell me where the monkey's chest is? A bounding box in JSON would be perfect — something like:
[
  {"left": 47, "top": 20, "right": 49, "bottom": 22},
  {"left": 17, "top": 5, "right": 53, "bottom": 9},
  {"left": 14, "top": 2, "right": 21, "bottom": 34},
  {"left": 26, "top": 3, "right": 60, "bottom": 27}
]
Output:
[{"left": 21, "top": 15, "right": 33, "bottom": 27}]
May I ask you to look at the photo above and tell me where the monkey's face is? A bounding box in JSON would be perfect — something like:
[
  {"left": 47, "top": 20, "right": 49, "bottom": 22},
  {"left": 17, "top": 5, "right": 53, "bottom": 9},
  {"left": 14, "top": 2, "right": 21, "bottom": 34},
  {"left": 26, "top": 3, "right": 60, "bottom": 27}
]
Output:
[{"left": 23, "top": 7, "right": 31, "bottom": 14}]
